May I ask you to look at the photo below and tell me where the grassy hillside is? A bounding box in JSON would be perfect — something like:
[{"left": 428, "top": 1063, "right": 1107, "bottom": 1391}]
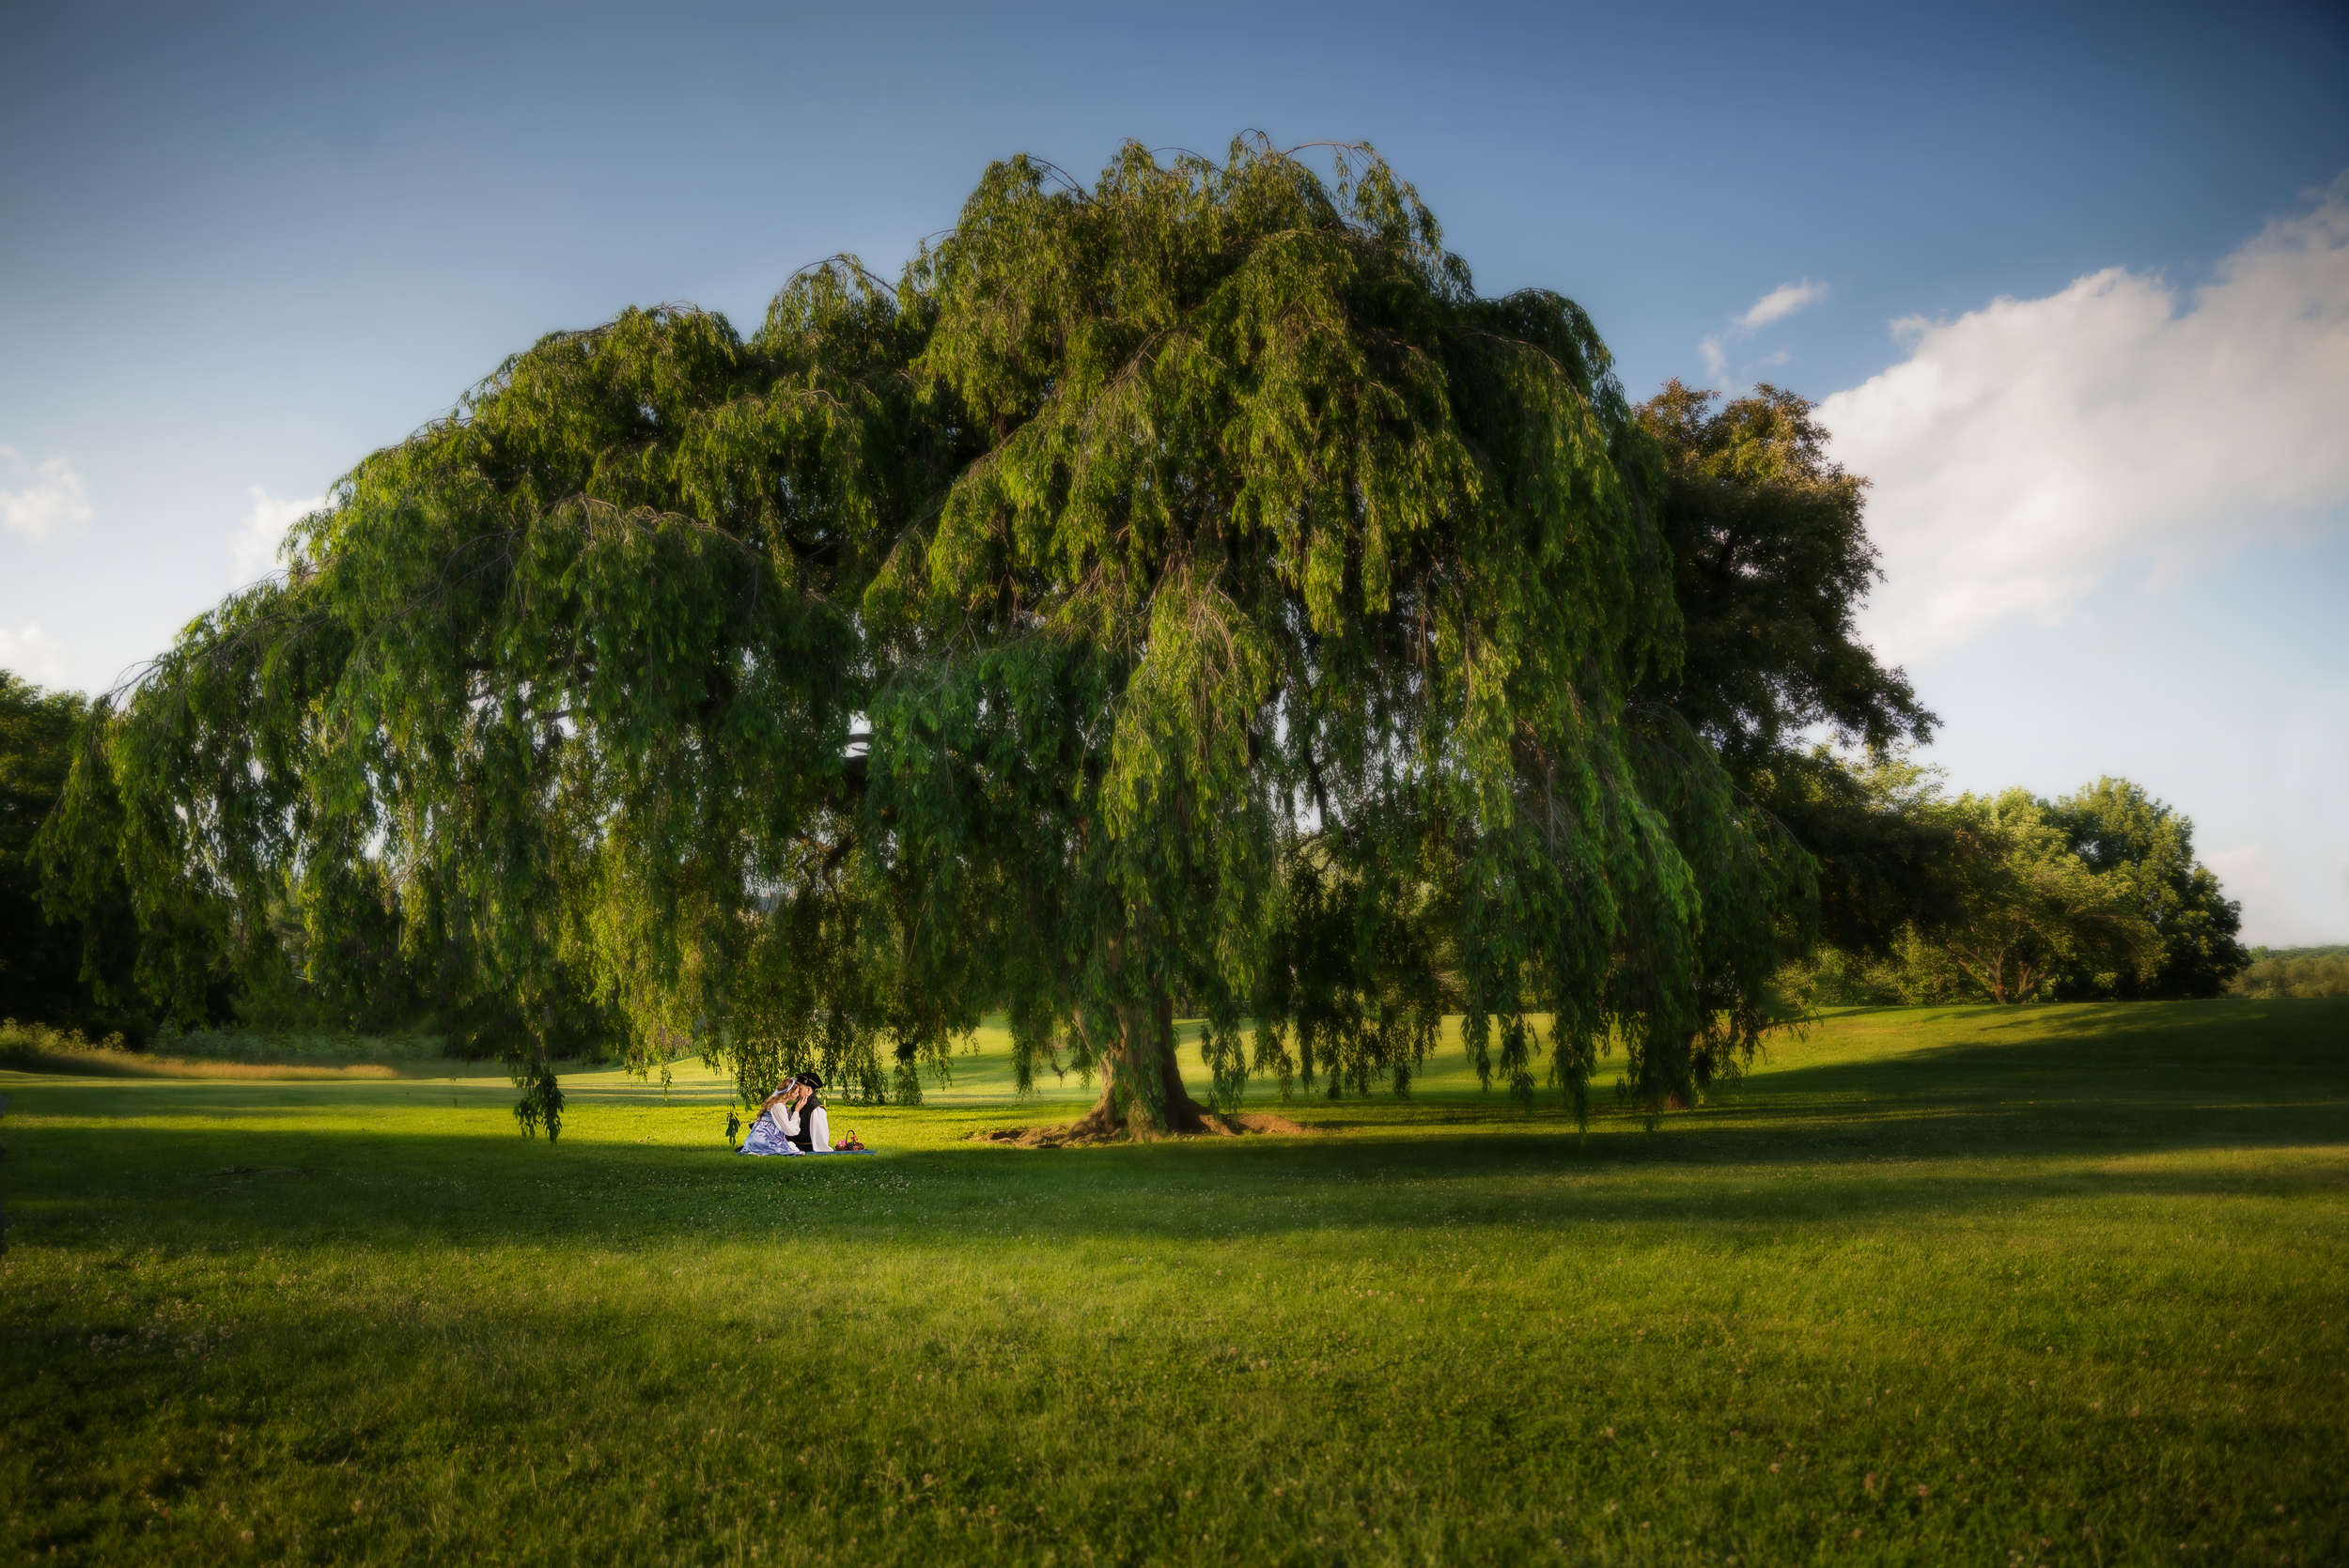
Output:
[{"left": 4, "top": 1000, "right": 2344, "bottom": 1565}]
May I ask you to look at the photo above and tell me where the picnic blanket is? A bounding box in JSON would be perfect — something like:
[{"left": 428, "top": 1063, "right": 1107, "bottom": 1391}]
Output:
[{"left": 738, "top": 1146, "right": 875, "bottom": 1157}]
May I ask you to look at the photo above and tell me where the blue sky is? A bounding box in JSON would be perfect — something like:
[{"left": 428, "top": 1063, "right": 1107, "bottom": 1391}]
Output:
[{"left": 4, "top": 0, "right": 2345, "bottom": 942}]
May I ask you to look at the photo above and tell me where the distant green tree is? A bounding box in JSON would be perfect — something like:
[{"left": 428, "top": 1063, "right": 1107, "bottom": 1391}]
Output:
[
  {"left": 2046, "top": 777, "right": 2248, "bottom": 999},
  {"left": 1931, "top": 788, "right": 2155, "bottom": 1003},
  {"left": 1785, "top": 771, "right": 2247, "bottom": 1007},
  {"left": 0, "top": 670, "right": 90, "bottom": 1023},
  {"left": 0, "top": 672, "right": 147, "bottom": 1034},
  {"left": 2232, "top": 947, "right": 2349, "bottom": 999},
  {"left": 47, "top": 139, "right": 1816, "bottom": 1139}
]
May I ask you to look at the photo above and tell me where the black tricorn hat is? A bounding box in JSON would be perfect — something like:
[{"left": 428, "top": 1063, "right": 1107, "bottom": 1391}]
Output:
[{"left": 794, "top": 1071, "right": 825, "bottom": 1090}]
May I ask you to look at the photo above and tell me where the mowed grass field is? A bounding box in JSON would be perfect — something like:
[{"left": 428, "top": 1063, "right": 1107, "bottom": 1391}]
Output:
[{"left": 3, "top": 1001, "right": 2345, "bottom": 1566}]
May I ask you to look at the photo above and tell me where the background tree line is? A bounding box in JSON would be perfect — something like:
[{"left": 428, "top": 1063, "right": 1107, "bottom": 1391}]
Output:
[
  {"left": 2232, "top": 945, "right": 2349, "bottom": 999},
  {"left": 1782, "top": 764, "right": 2250, "bottom": 1006}
]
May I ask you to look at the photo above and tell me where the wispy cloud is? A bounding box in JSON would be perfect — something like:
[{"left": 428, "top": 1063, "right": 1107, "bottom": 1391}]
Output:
[
  {"left": 1699, "top": 280, "right": 1829, "bottom": 388},
  {"left": 0, "top": 449, "right": 92, "bottom": 541},
  {"left": 1821, "top": 175, "right": 2349, "bottom": 663},
  {"left": 232, "top": 486, "right": 326, "bottom": 581},
  {"left": 1737, "top": 279, "right": 1829, "bottom": 330}
]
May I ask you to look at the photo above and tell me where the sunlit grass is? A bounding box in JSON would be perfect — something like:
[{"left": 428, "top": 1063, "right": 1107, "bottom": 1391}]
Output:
[{"left": 4, "top": 1001, "right": 2344, "bottom": 1564}]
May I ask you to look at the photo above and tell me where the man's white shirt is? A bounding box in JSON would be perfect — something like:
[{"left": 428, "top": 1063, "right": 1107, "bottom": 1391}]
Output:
[{"left": 781, "top": 1102, "right": 832, "bottom": 1153}]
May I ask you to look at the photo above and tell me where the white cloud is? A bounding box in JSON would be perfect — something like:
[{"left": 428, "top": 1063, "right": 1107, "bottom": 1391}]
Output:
[
  {"left": 0, "top": 622, "right": 73, "bottom": 687},
  {"left": 0, "top": 449, "right": 92, "bottom": 541},
  {"left": 1738, "top": 278, "right": 1828, "bottom": 330},
  {"left": 1821, "top": 177, "right": 2349, "bottom": 662},
  {"left": 232, "top": 486, "right": 326, "bottom": 581}
]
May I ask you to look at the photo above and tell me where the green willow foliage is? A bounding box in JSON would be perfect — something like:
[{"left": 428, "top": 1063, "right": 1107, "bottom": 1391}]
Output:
[
  {"left": 1632, "top": 383, "right": 1942, "bottom": 962},
  {"left": 47, "top": 139, "right": 1811, "bottom": 1140}
]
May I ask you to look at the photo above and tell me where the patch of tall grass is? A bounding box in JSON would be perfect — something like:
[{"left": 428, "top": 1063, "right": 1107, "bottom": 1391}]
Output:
[
  {"left": 0, "top": 1018, "right": 127, "bottom": 1071},
  {"left": 153, "top": 1022, "right": 451, "bottom": 1063},
  {"left": 0, "top": 1019, "right": 411, "bottom": 1080},
  {"left": 0, "top": 1017, "right": 630, "bottom": 1079},
  {"left": 3, "top": 1016, "right": 452, "bottom": 1066}
]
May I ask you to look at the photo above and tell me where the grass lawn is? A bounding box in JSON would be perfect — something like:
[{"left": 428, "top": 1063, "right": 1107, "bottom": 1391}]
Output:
[{"left": 3, "top": 1001, "right": 2345, "bottom": 1566}]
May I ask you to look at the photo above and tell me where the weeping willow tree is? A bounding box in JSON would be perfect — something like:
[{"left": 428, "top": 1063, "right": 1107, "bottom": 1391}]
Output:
[{"left": 45, "top": 137, "right": 1810, "bottom": 1141}]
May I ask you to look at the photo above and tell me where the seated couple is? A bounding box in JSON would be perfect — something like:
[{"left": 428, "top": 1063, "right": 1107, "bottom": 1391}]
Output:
[{"left": 738, "top": 1072, "right": 832, "bottom": 1157}]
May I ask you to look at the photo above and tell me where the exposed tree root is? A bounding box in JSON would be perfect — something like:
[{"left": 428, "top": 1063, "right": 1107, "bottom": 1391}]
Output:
[
  {"left": 969, "top": 1109, "right": 1312, "bottom": 1148},
  {"left": 970, "top": 997, "right": 1315, "bottom": 1146}
]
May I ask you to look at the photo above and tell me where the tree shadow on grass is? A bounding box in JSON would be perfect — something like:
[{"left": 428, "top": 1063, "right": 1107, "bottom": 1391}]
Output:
[
  {"left": 8, "top": 1104, "right": 2345, "bottom": 1262},
  {"left": 8, "top": 996, "right": 2345, "bottom": 1254},
  {"left": 1730, "top": 997, "right": 2349, "bottom": 1107}
]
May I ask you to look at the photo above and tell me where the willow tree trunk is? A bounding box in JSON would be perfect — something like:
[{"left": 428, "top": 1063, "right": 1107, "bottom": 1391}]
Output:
[{"left": 1048, "top": 991, "right": 1216, "bottom": 1139}]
